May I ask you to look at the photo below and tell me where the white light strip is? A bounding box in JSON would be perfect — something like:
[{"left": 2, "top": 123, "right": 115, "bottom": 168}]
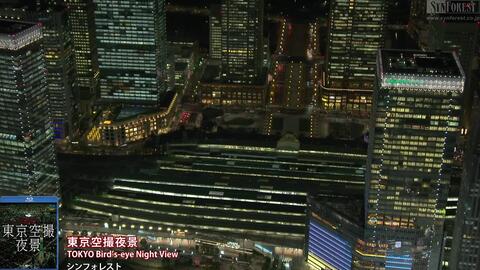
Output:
[
  {"left": 172, "top": 154, "right": 364, "bottom": 170},
  {"left": 381, "top": 75, "right": 464, "bottom": 92},
  {"left": 158, "top": 166, "right": 364, "bottom": 185},
  {"left": 71, "top": 205, "right": 305, "bottom": 238},
  {"left": 112, "top": 185, "right": 307, "bottom": 207},
  {"left": 76, "top": 198, "right": 305, "bottom": 227},
  {"left": 115, "top": 178, "right": 307, "bottom": 195},
  {"left": 103, "top": 194, "right": 305, "bottom": 216},
  {"left": 0, "top": 23, "right": 42, "bottom": 50}
]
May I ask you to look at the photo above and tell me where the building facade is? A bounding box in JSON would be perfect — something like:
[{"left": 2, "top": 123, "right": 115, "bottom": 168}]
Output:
[
  {"left": 324, "top": 0, "right": 386, "bottom": 114},
  {"left": 0, "top": 21, "right": 59, "bottom": 195},
  {"left": 65, "top": 0, "right": 99, "bottom": 119},
  {"left": 40, "top": 8, "right": 76, "bottom": 140},
  {"left": 220, "top": 0, "right": 264, "bottom": 84},
  {"left": 209, "top": 5, "right": 222, "bottom": 60},
  {"left": 365, "top": 50, "right": 464, "bottom": 269},
  {"left": 86, "top": 93, "right": 178, "bottom": 146},
  {"left": 306, "top": 197, "right": 394, "bottom": 270},
  {"left": 425, "top": 22, "right": 478, "bottom": 129},
  {"left": 450, "top": 105, "right": 480, "bottom": 269},
  {"left": 307, "top": 198, "right": 359, "bottom": 270},
  {"left": 94, "top": 0, "right": 167, "bottom": 104},
  {"left": 199, "top": 63, "right": 266, "bottom": 107},
  {"left": 199, "top": 82, "right": 265, "bottom": 107},
  {"left": 0, "top": 5, "right": 76, "bottom": 140}
]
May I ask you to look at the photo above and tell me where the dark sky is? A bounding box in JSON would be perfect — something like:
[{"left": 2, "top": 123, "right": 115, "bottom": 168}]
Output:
[{"left": 166, "top": 0, "right": 328, "bottom": 19}]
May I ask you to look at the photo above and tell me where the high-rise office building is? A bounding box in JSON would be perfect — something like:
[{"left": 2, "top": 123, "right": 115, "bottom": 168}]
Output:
[
  {"left": 94, "top": 0, "right": 167, "bottom": 104},
  {"left": 450, "top": 105, "right": 480, "bottom": 270},
  {"left": 426, "top": 23, "right": 477, "bottom": 71},
  {"left": 323, "top": 0, "right": 386, "bottom": 113},
  {"left": 65, "top": 0, "right": 99, "bottom": 118},
  {"left": 426, "top": 22, "right": 478, "bottom": 129},
  {"left": 40, "top": 8, "right": 76, "bottom": 140},
  {"left": 0, "top": 20, "right": 59, "bottom": 195},
  {"left": 209, "top": 4, "right": 222, "bottom": 60},
  {"left": 365, "top": 50, "right": 464, "bottom": 269},
  {"left": 220, "top": 0, "right": 264, "bottom": 84},
  {"left": 0, "top": 4, "right": 76, "bottom": 140}
]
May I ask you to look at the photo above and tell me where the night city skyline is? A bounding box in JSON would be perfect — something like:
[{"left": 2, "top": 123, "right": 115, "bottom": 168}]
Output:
[{"left": 0, "top": 0, "right": 479, "bottom": 270}]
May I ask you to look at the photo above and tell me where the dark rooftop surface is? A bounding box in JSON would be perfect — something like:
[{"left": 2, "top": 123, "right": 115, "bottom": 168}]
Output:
[
  {"left": 0, "top": 20, "right": 35, "bottom": 35},
  {"left": 201, "top": 64, "right": 221, "bottom": 83},
  {"left": 168, "top": 42, "right": 196, "bottom": 58},
  {"left": 385, "top": 29, "right": 419, "bottom": 51},
  {"left": 114, "top": 107, "right": 152, "bottom": 121},
  {"left": 380, "top": 49, "right": 463, "bottom": 77},
  {"left": 308, "top": 196, "right": 364, "bottom": 238}
]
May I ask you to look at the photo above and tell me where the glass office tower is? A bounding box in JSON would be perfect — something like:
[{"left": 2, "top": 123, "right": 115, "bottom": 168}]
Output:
[
  {"left": 450, "top": 106, "right": 480, "bottom": 270},
  {"left": 94, "top": 0, "right": 167, "bottom": 104},
  {"left": 40, "top": 8, "right": 76, "bottom": 140},
  {"left": 365, "top": 50, "right": 464, "bottom": 269},
  {"left": 426, "top": 22, "right": 478, "bottom": 129},
  {"left": 324, "top": 0, "right": 386, "bottom": 113},
  {"left": 209, "top": 4, "right": 222, "bottom": 60},
  {"left": 0, "top": 21, "right": 59, "bottom": 195},
  {"left": 65, "top": 0, "right": 99, "bottom": 118},
  {"left": 0, "top": 4, "right": 76, "bottom": 140},
  {"left": 220, "top": 0, "right": 263, "bottom": 84}
]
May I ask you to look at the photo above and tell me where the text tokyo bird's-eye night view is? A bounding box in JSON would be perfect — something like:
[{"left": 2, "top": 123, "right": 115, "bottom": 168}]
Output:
[{"left": 0, "top": 0, "right": 479, "bottom": 270}]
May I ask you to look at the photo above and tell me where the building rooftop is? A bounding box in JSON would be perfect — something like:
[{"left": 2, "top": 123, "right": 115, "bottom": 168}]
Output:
[
  {"left": 201, "top": 63, "right": 222, "bottom": 83},
  {"left": 96, "top": 91, "right": 175, "bottom": 125},
  {"left": 380, "top": 49, "right": 463, "bottom": 77},
  {"left": 168, "top": 41, "right": 197, "bottom": 60},
  {"left": 114, "top": 107, "right": 153, "bottom": 121},
  {"left": 0, "top": 20, "right": 35, "bottom": 35},
  {"left": 175, "top": 62, "right": 188, "bottom": 71},
  {"left": 0, "top": 20, "right": 42, "bottom": 51}
]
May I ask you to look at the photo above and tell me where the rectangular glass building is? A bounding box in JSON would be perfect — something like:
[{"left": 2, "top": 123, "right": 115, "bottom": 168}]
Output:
[
  {"left": 0, "top": 4, "right": 76, "bottom": 140},
  {"left": 210, "top": 4, "right": 222, "bottom": 60},
  {"left": 221, "top": 0, "right": 263, "bottom": 84},
  {"left": 324, "top": 0, "right": 385, "bottom": 114},
  {"left": 365, "top": 49, "right": 464, "bottom": 269},
  {"left": 0, "top": 20, "right": 59, "bottom": 195},
  {"left": 65, "top": 0, "right": 99, "bottom": 119},
  {"left": 94, "top": 0, "right": 167, "bottom": 104},
  {"left": 40, "top": 8, "right": 76, "bottom": 140},
  {"left": 450, "top": 106, "right": 480, "bottom": 270}
]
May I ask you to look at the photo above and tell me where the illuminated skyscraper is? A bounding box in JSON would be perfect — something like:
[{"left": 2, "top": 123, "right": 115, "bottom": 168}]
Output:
[
  {"left": 94, "top": 0, "right": 167, "bottom": 104},
  {"left": 450, "top": 104, "right": 480, "bottom": 270},
  {"left": 324, "top": 0, "right": 386, "bottom": 113},
  {"left": 221, "top": 0, "right": 264, "bottom": 84},
  {"left": 365, "top": 50, "right": 464, "bottom": 269},
  {"left": 0, "top": 4, "right": 76, "bottom": 140},
  {"left": 426, "top": 22, "right": 478, "bottom": 128},
  {"left": 65, "top": 0, "right": 99, "bottom": 118},
  {"left": 209, "top": 5, "right": 221, "bottom": 60},
  {"left": 0, "top": 20, "right": 59, "bottom": 195},
  {"left": 40, "top": 8, "right": 76, "bottom": 140}
]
